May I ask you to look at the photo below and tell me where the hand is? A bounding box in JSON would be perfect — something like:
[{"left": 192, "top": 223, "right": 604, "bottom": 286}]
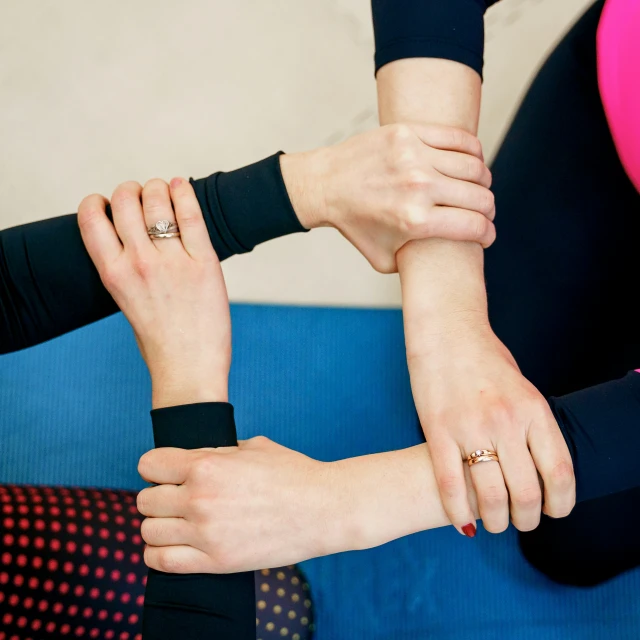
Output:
[
  {"left": 136, "top": 437, "right": 348, "bottom": 573},
  {"left": 280, "top": 123, "right": 496, "bottom": 273},
  {"left": 405, "top": 317, "right": 576, "bottom": 536},
  {"left": 78, "top": 178, "right": 231, "bottom": 407}
]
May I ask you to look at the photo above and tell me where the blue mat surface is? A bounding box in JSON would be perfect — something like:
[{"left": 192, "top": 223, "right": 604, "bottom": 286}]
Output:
[{"left": 1, "top": 305, "right": 639, "bottom": 639}]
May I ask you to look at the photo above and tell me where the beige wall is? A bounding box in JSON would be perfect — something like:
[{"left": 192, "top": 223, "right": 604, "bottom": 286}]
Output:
[{"left": 0, "top": 0, "right": 593, "bottom": 307}]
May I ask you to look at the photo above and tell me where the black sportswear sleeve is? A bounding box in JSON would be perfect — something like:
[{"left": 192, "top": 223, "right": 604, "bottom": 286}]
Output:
[
  {"left": 550, "top": 371, "right": 640, "bottom": 504},
  {"left": 371, "top": 0, "right": 501, "bottom": 78},
  {"left": 0, "top": 152, "right": 305, "bottom": 354},
  {"left": 143, "top": 402, "right": 254, "bottom": 640}
]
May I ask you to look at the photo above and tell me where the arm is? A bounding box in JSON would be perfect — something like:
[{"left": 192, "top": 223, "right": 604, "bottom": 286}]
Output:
[
  {"left": 137, "top": 371, "right": 640, "bottom": 572},
  {"left": 372, "top": 2, "right": 576, "bottom": 535},
  {"left": 78, "top": 178, "right": 255, "bottom": 638},
  {"left": 0, "top": 154, "right": 302, "bottom": 354},
  {"left": 1, "top": 128, "right": 494, "bottom": 354}
]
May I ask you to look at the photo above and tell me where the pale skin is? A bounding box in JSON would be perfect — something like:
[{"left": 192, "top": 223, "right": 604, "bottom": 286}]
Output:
[
  {"left": 76, "top": 124, "right": 496, "bottom": 573},
  {"left": 377, "top": 58, "right": 576, "bottom": 535},
  {"left": 77, "top": 176, "right": 480, "bottom": 575}
]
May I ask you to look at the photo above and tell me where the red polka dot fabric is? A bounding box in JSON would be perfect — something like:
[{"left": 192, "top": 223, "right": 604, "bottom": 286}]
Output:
[{"left": 0, "top": 485, "right": 313, "bottom": 639}]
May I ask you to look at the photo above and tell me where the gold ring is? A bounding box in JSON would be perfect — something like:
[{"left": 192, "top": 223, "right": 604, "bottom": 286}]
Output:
[{"left": 466, "top": 449, "right": 499, "bottom": 466}]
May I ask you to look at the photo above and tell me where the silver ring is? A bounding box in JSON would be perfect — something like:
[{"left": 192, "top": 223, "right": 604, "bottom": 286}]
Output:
[
  {"left": 149, "top": 232, "right": 181, "bottom": 239},
  {"left": 148, "top": 219, "right": 179, "bottom": 237}
]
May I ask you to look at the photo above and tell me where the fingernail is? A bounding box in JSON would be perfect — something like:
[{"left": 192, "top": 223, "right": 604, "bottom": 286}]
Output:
[
  {"left": 462, "top": 523, "right": 476, "bottom": 538},
  {"left": 170, "top": 178, "right": 182, "bottom": 189}
]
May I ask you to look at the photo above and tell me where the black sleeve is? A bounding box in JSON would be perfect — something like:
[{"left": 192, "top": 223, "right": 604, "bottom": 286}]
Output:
[
  {"left": 143, "top": 402, "right": 255, "bottom": 640},
  {"left": 0, "top": 152, "right": 305, "bottom": 354},
  {"left": 550, "top": 371, "right": 640, "bottom": 504},
  {"left": 371, "top": 0, "right": 501, "bottom": 78}
]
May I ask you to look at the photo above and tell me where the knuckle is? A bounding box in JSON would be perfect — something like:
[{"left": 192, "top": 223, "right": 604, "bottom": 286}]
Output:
[
  {"left": 249, "top": 435, "right": 272, "bottom": 448},
  {"left": 479, "top": 485, "right": 509, "bottom": 510},
  {"left": 436, "top": 473, "right": 463, "bottom": 499},
  {"left": 132, "top": 257, "right": 153, "bottom": 280},
  {"left": 477, "top": 189, "right": 495, "bottom": 214},
  {"left": 466, "top": 157, "right": 485, "bottom": 180},
  {"left": 156, "top": 549, "right": 185, "bottom": 574},
  {"left": 400, "top": 204, "right": 428, "bottom": 235},
  {"left": 547, "top": 459, "right": 575, "bottom": 491},
  {"left": 473, "top": 214, "right": 491, "bottom": 242},
  {"left": 136, "top": 491, "right": 150, "bottom": 516},
  {"left": 512, "top": 485, "right": 541, "bottom": 510},
  {"left": 482, "top": 221, "right": 497, "bottom": 248},
  {"left": 100, "top": 264, "right": 122, "bottom": 292},
  {"left": 387, "top": 123, "right": 413, "bottom": 145},
  {"left": 177, "top": 209, "right": 201, "bottom": 228},
  {"left": 189, "top": 456, "right": 217, "bottom": 484},
  {"left": 137, "top": 452, "right": 152, "bottom": 478},
  {"left": 470, "top": 137, "right": 483, "bottom": 158},
  {"left": 448, "top": 128, "right": 465, "bottom": 149},
  {"left": 189, "top": 493, "right": 215, "bottom": 519},
  {"left": 402, "top": 168, "right": 429, "bottom": 191},
  {"left": 139, "top": 518, "right": 153, "bottom": 542}
]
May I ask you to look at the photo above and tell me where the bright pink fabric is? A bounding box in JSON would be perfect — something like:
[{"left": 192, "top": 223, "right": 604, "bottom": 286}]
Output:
[{"left": 597, "top": 0, "right": 640, "bottom": 193}]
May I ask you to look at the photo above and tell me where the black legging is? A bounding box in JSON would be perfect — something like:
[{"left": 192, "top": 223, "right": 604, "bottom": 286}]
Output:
[{"left": 486, "top": 0, "right": 640, "bottom": 585}]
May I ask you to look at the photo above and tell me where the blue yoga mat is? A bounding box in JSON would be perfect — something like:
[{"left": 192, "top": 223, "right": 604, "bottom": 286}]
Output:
[{"left": 1, "top": 305, "right": 638, "bottom": 639}]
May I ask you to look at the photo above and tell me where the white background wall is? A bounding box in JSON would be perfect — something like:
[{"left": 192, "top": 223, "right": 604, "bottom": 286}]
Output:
[{"left": 0, "top": 0, "right": 593, "bottom": 307}]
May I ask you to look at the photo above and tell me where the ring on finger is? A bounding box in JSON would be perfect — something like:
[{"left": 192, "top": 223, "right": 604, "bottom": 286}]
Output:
[
  {"left": 466, "top": 449, "right": 499, "bottom": 466},
  {"left": 148, "top": 219, "right": 180, "bottom": 238}
]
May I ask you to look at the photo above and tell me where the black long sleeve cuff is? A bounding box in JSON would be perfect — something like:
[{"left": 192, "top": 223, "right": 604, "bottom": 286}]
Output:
[
  {"left": 371, "top": 0, "right": 496, "bottom": 78},
  {"left": 550, "top": 371, "right": 640, "bottom": 504},
  {"left": 144, "top": 402, "right": 255, "bottom": 640},
  {"left": 0, "top": 152, "right": 306, "bottom": 354}
]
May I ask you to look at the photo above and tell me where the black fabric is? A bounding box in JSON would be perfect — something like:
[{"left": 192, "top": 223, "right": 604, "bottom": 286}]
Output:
[
  {"left": 551, "top": 372, "right": 640, "bottom": 505},
  {"left": 371, "top": 0, "right": 500, "bottom": 77},
  {"left": 0, "top": 152, "right": 305, "bottom": 355},
  {"left": 144, "top": 402, "right": 254, "bottom": 639},
  {"left": 483, "top": 0, "right": 640, "bottom": 585}
]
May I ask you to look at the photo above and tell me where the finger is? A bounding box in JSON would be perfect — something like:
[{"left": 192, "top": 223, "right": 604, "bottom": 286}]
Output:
[
  {"left": 497, "top": 441, "right": 542, "bottom": 532},
  {"left": 137, "top": 484, "right": 186, "bottom": 518},
  {"left": 77, "top": 194, "right": 122, "bottom": 272},
  {"left": 432, "top": 149, "right": 492, "bottom": 188},
  {"left": 169, "top": 177, "right": 216, "bottom": 260},
  {"left": 433, "top": 175, "right": 496, "bottom": 219},
  {"left": 110, "top": 181, "right": 150, "bottom": 253},
  {"left": 469, "top": 456, "right": 510, "bottom": 534},
  {"left": 409, "top": 124, "right": 484, "bottom": 159},
  {"left": 410, "top": 206, "right": 496, "bottom": 248},
  {"left": 429, "top": 437, "right": 477, "bottom": 536},
  {"left": 528, "top": 409, "right": 576, "bottom": 519},
  {"left": 138, "top": 447, "right": 194, "bottom": 485},
  {"left": 144, "top": 544, "right": 214, "bottom": 574},
  {"left": 140, "top": 517, "right": 193, "bottom": 548},
  {"left": 142, "top": 178, "right": 182, "bottom": 253}
]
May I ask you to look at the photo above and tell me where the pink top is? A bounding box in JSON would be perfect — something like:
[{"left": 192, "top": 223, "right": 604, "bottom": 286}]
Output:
[{"left": 597, "top": 0, "right": 640, "bottom": 193}]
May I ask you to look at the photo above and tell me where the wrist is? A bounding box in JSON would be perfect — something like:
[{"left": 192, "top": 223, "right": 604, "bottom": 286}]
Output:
[
  {"left": 279, "top": 149, "right": 333, "bottom": 230},
  {"left": 151, "top": 373, "right": 229, "bottom": 409}
]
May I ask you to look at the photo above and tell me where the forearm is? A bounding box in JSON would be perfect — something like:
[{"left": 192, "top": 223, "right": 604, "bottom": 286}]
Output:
[
  {"left": 336, "top": 443, "right": 478, "bottom": 550},
  {"left": 0, "top": 154, "right": 305, "bottom": 355},
  {"left": 377, "top": 59, "right": 488, "bottom": 326}
]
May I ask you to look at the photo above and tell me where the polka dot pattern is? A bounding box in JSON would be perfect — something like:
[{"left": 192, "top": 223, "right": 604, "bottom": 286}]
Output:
[
  {"left": 0, "top": 485, "right": 314, "bottom": 639},
  {"left": 255, "top": 568, "right": 315, "bottom": 639}
]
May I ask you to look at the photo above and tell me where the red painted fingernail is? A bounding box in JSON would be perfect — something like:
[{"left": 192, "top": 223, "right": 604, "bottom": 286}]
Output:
[
  {"left": 462, "top": 523, "right": 476, "bottom": 538},
  {"left": 170, "top": 178, "right": 182, "bottom": 189}
]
